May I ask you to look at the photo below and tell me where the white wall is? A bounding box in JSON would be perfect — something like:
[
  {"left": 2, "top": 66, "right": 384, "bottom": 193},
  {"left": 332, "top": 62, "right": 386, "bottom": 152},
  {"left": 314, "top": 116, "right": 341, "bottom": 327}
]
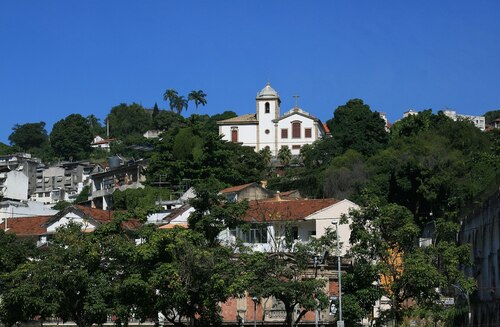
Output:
[
  {"left": 46, "top": 212, "right": 97, "bottom": 233},
  {"left": 277, "top": 113, "right": 322, "bottom": 155},
  {"left": 219, "top": 124, "right": 258, "bottom": 149},
  {"left": 3, "top": 171, "right": 29, "bottom": 201},
  {"left": 305, "top": 199, "right": 359, "bottom": 256}
]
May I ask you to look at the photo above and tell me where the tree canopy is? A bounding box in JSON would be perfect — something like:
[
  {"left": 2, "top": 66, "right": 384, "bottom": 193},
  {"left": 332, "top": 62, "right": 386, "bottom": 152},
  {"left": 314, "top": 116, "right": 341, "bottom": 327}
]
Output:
[
  {"left": 8, "top": 122, "right": 49, "bottom": 152},
  {"left": 50, "top": 114, "right": 93, "bottom": 160}
]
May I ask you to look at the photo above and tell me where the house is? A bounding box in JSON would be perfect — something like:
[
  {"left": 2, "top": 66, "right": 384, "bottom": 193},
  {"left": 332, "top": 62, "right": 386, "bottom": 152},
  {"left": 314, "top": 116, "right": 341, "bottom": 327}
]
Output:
[
  {"left": 0, "top": 205, "right": 140, "bottom": 247},
  {"left": 217, "top": 83, "right": 328, "bottom": 156},
  {"left": 218, "top": 197, "right": 358, "bottom": 325},
  {"left": 89, "top": 159, "right": 146, "bottom": 210},
  {"left": 219, "top": 197, "right": 357, "bottom": 254},
  {"left": 91, "top": 135, "right": 116, "bottom": 151},
  {"left": 0, "top": 215, "right": 52, "bottom": 246},
  {"left": 219, "top": 182, "right": 271, "bottom": 202},
  {"left": 0, "top": 199, "right": 58, "bottom": 221}
]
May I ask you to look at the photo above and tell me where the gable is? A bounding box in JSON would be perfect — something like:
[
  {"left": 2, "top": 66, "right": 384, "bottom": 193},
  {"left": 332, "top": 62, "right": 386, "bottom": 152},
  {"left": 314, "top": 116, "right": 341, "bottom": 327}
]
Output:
[{"left": 46, "top": 211, "right": 98, "bottom": 233}]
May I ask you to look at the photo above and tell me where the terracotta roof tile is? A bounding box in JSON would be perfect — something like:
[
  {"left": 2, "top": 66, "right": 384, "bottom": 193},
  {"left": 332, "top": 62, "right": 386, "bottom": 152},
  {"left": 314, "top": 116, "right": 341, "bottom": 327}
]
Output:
[
  {"left": 220, "top": 183, "right": 256, "bottom": 194},
  {"left": 0, "top": 216, "right": 51, "bottom": 236},
  {"left": 217, "top": 114, "right": 258, "bottom": 124},
  {"left": 244, "top": 198, "right": 339, "bottom": 222},
  {"left": 75, "top": 205, "right": 141, "bottom": 230}
]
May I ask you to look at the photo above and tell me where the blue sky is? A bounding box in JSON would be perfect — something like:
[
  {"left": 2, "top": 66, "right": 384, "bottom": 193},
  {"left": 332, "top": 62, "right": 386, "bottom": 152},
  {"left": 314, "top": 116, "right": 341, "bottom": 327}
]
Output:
[{"left": 1, "top": 1, "right": 499, "bottom": 144}]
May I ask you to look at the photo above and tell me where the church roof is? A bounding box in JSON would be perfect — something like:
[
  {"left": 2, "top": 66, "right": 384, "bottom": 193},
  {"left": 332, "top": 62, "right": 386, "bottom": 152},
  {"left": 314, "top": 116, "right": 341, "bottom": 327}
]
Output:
[
  {"left": 273, "top": 107, "right": 320, "bottom": 123},
  {"left": 257, "top": 82, "right": 279, "bottom": 98},
  {"left": 217, "top": 114, "right": 258, "bottom": 125}
]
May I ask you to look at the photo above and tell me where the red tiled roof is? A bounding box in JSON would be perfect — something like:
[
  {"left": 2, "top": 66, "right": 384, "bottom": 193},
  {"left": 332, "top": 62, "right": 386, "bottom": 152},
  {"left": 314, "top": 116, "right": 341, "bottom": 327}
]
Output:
[
  {"left": 220, "top": 183, "right": 256, "bottom": 194},
  {"left": 244, "top": 198, "right": 339, "bottom": 222},
  {"left": 75, "top": 205, "right": 141, "bottom": 230},
  {"left": 0, "top": 216, "right": 51, "bottom": 236},
  {"left": 323, "top": 123, "right": 331, "bottom": 134}
]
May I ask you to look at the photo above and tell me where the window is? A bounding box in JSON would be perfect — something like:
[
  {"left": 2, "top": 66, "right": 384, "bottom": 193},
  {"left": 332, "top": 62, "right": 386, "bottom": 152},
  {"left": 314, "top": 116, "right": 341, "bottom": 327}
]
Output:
[
  {"left": 265, "top": 129, "right": 270, "bottom": 134},
  {"left": 292, "top": 121, "right": 301, "bottom": 138},
  {"left": 292, "top": 145, "right": 301, "bottom": 150},
  {"left": 305, "top": 128, "right": 312, "bottom": 138},
  {"left": 281, "top": 129, "right": 288, "bottom": 139},
  {"left": 265, "top": 102, "right": 270, "bottom": 113},
  {"left": 231, "top": 128, "right": 238, "bottom": 143},
  {"left": 232, "top": 224, "right": 268, "bottom": 243}
]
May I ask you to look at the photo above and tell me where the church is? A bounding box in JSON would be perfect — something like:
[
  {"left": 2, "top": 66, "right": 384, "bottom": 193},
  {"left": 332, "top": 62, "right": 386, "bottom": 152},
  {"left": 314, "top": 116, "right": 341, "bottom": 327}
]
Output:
[{"left": 217, "top": 83, "right": 329, "bottom": 156}]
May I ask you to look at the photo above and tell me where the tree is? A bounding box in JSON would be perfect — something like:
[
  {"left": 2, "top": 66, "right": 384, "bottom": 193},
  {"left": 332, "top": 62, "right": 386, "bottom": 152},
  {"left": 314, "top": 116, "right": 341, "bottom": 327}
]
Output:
[
  {"left": 86, "top": 114, "right": 106, "bottom": 137},
  {"left": 139, "top": 227, "right": 240, "bottom": 326},
  {"left": 0, "top": 142, "right": 11, "bottom": 155},
  {"left": 106, "top": 103, "right": 152, "bottom": 138},
  {"left": 154, "top": 110, "right": 186, "bottom": 131},
  {"left": 50, "top": 114, "right": 93, "bottom": 160},
  {"left": 326, "top": 99, "right": 388, "bottom": 156},
  {"left": 163, "top": 89, "right": 179, "bottom": 112},
  {"left": 8, "top": 121, "right": 49, "bottom": 151},
  {"left": 188, "top": 177, "right": 248, "bottom": 245},
  {"left": 240, "top": 228, "right": 334, "bottom": 327},
  {"left": 348, "top": 197, "right": 475, "bottom": 326},
  {"left": 259, "top": 146, "right": 272, "bottom": 166},
  {"left": 173, "top": 95, "right": 189, "bottom": 115},
  {"left": 484, "top": 109, "right": 500, "bottom": 124},
  {"left": 278, "top": 146, "right": 292, "bottom": 166},
  {"left": 188, "top": 90, "right": 207, "bottom": 113}
]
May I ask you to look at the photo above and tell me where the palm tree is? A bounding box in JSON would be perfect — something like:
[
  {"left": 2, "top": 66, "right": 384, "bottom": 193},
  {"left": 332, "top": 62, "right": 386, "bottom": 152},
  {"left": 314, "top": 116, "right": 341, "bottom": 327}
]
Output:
[
  {"left": 259, "top": 146, "right": 272, "bottom": 166},
  {"left": 163, "top": 89, "right": 178, "bottom": 111},
  {"left": 188, "top": 90, "right": 207, "bottom": 114},
  {"left": 278, "top": 146, "right": 292, "bottom": 167},
  {"left": 173, "top": 95, "right": 188, "bottom": 115}
]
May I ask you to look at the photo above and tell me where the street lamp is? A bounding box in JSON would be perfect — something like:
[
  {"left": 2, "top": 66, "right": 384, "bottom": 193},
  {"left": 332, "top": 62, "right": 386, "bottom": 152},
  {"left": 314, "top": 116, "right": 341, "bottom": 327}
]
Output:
[
  {"left": 332, "top": 220, "right": 344, "bottom": 327},
  {"left": 252, "top": 295, "right": 258, "bottom": 327}
]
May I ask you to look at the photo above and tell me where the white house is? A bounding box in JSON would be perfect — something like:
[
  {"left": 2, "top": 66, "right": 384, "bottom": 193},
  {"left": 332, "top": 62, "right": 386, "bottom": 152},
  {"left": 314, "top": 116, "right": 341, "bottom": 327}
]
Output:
[
  {"left": 217, "top": 83, "right": 329, "bottom": 156},
  {"left": 219, "top": 197, "right": 358, "bottom": 255}
]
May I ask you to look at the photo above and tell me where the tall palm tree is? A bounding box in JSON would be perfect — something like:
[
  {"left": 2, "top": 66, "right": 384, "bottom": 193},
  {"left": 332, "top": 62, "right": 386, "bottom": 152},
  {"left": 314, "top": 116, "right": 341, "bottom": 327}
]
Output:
[
  {"left": 173, "top": 95, "right": 188, "bottom": 115},
  {"left": 188, "top": 90, "right": 207, "bottom": 114},
  {"left": 163, "top": 89, "right": 178, "bottom": 111}
]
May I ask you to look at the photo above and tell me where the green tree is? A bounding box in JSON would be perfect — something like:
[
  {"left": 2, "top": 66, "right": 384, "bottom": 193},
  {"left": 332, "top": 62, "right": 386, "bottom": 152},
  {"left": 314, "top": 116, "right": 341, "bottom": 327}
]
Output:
[
  {"left": 188, "top": 90, "right": 207, "bottom": 113},
  {"left": 484, "top": 109, "right": 500, "bottom": 124},
  {"left": 106, "top": 103, "right": 152, "bottom": 138},
  {"left": 86, "top": 114, "right": 106, "bottom": 137},
  {"left": 50, "top": 114, "right": 93, "bottom": 160},
  {"left": 348, "top": 197, "right": 475, "bottom": 326},
  {"left": 173, "top": 95, "right": 189, "bottom": 115},
  {"left": 278, "top": 146, "right": 292, "bottom": 166},
  {"left": 259, "top": 146, "right": 272, "bottom": 166},
  {"left": 8, "top": 122, "right": 49, "bottom": 152},
  {"left": 326, "top": 99, "right": 388, "bottom": 156},
  {"left": 163, "top": 89, "right": 179, "bottom": 111},
  {"left": 0, "top": 142, "right": 11, "bottom": 155},
  {"left": 154, "top": 110, "right": 186, "bottom": 131}
]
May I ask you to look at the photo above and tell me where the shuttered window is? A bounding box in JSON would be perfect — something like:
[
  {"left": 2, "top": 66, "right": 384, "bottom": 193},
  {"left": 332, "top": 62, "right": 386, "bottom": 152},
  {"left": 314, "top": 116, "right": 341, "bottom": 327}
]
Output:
[{"left": 292, "top": 122, "right": 301, "bottom": 138}]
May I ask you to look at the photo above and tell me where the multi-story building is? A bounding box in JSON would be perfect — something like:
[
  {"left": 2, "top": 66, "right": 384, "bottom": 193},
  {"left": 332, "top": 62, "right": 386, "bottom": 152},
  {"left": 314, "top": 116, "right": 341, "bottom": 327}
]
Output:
[
  {"left": 89, "top": 157, "right": 147, "bottom": 210},
  {"left": 0, "top": 153, "right": 40, "bottom": 201},
  {"left": 443, "top": 110, "right": 486, "bottom": 131},
  {"left": 217, "top": 83, "right": 329, "bottom": 156},
  {"left": 32, "top": 161, "right": 93, "bottom": 205}
]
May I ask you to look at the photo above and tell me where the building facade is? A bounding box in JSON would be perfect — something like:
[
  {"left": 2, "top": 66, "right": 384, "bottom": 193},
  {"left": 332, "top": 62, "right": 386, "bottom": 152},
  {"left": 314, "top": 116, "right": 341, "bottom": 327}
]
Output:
[{"left": 218, "top": 83, "right": 328, "bottom": 156}]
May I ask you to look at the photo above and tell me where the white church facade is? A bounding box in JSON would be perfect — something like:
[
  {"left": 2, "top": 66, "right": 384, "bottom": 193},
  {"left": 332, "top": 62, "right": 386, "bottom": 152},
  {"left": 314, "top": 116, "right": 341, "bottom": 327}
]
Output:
[{"left": 217, "top": 83, "right": 329, "bottom": 156}]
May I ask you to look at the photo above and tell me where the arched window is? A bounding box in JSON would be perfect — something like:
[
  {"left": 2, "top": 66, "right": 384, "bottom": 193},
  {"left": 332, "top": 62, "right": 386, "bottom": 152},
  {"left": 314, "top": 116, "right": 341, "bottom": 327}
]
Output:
[
  {"left": 231, "top": 127, "right": 238, "bottom": 143},
  {"left": 265, "top": 102, "right": 270, "bottom": 113},
  {"left": 292, "top": 121, "right": 301, "bottom": 138}
]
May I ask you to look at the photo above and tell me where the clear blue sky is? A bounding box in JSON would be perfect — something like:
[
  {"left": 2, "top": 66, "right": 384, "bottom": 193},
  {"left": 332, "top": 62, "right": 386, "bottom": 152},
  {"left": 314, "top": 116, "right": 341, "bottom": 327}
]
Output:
[{"left": 1, "top": 1, "right": 499, "bottom": 144}]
